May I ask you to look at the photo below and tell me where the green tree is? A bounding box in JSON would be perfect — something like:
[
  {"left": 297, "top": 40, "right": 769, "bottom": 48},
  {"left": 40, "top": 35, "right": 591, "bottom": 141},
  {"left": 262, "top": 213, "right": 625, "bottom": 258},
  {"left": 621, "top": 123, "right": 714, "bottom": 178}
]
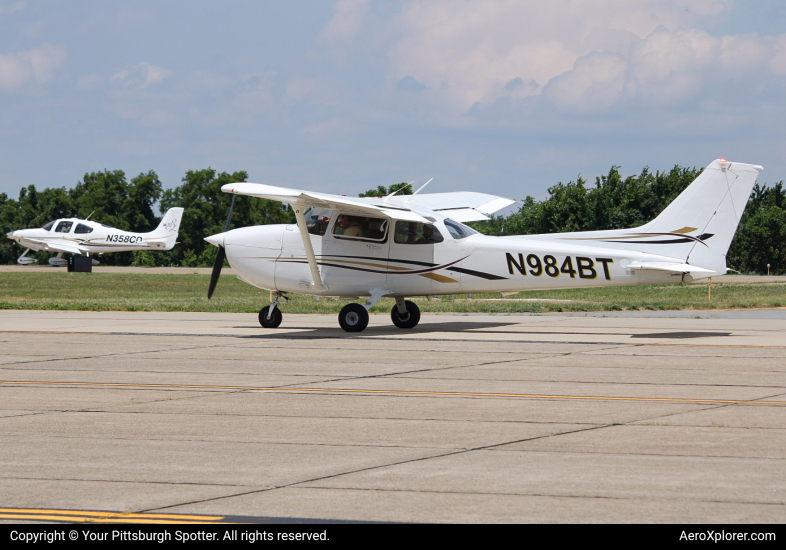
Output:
[
  {"left": 358, "top": 182, "right": 413, "bottom": 198},
  {"left": 159, "top": 168, "right": 295, "bottom": 266},
  {"left": 728, "top": 182, "right": 786, "bottom": 273}
]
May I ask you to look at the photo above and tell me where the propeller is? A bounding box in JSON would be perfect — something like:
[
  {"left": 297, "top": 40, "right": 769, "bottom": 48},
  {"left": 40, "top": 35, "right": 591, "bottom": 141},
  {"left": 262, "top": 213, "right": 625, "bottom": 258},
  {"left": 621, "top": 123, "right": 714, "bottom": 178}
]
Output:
[{"left": 207, "top": 193, "right": 236, "bottom": 299}]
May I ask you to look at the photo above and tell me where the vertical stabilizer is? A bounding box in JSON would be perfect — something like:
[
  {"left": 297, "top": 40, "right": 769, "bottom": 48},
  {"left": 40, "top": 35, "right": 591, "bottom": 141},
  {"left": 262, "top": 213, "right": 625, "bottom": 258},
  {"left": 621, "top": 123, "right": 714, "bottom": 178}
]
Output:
[
  {"left": 148, "top": 207, "right": 184, "bottom": 250},
  {"left": 639, "top": 160, "right": 762, "bottom": 273}
]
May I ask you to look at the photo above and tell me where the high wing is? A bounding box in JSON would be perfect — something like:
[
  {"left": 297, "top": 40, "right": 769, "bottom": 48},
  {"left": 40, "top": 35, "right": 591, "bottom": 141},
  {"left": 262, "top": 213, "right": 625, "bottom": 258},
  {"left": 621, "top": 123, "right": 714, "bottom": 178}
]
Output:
[
  {"left": 222, "top": 183, "right": 430, "bottom": 223},
  {"left": 385, "top": 192, "right": 517, "bottom": 222}
]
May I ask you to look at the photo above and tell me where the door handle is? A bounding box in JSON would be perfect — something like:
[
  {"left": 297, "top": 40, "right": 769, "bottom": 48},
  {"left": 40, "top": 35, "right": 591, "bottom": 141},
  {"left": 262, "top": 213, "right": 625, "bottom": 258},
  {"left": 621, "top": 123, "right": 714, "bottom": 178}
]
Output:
[{"left": 368, "top": 244, "right": 381, "bottom": 250}]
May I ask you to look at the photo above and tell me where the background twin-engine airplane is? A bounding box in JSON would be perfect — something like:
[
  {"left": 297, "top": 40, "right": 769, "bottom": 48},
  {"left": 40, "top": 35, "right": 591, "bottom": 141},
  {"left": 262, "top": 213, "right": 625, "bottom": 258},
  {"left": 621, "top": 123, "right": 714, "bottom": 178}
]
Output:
[
  {"left": 7, "top": 208, "right": 183, "bottom": 266},
  {"left": 205, "top": 159, "right": 763, "bottom": 332}
]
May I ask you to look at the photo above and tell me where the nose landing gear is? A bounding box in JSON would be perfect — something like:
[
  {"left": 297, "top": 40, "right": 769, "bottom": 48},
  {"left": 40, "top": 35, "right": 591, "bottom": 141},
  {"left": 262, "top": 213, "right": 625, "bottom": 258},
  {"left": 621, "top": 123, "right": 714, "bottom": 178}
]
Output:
[{"left": 259, "top": 292, "right": 287, "bottom": 328}]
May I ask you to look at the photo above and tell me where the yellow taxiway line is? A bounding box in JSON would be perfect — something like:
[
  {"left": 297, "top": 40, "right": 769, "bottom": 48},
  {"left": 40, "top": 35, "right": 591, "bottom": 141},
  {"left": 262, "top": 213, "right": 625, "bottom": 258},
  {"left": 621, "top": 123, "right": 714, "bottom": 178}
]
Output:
[
  {"left": 1, "top": 380, "right": 784, "bottom": 406},
  {"left": 0, "top": 507, "right": 222, "bottom": 523}
]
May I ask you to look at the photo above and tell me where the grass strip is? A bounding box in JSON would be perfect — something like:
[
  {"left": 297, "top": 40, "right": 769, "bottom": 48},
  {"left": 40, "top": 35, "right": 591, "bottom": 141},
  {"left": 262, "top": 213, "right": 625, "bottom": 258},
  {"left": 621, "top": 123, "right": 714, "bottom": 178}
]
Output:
[{"left": 0, "top": 272, "right": 783, "bottom": 314}]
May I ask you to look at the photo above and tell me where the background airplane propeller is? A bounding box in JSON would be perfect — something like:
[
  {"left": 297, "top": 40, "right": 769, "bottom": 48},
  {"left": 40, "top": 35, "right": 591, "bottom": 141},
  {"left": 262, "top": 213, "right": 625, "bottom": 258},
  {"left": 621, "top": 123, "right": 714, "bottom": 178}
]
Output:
[{"left": 207, "top": 193, "right": 235, "bottom": 299}]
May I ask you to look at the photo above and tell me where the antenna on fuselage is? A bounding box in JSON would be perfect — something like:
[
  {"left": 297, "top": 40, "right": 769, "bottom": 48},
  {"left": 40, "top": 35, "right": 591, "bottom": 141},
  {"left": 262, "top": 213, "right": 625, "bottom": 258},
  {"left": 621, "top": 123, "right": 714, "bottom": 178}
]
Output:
[
  {"left": 405, "top": 178, "right": 433, "bottom": 202},
  {"left": 85, "top": 210, "right": 95, "bottom": 221},
  {"left": 383, "top": 181, "right": 414, "bottom": 203}
]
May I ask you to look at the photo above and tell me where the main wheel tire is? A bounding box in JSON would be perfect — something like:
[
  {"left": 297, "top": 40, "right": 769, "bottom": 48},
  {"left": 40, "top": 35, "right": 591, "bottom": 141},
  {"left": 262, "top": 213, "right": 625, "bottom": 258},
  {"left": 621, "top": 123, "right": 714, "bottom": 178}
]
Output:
[
  {"left": 391, "top": 300, "right": 420, "bottom": 329},
  {"left": 338, "top": 303, "right": 369, "bottom": 332},
  {"left": 258, "top": 306, "right": 283, "bottom": 328}
]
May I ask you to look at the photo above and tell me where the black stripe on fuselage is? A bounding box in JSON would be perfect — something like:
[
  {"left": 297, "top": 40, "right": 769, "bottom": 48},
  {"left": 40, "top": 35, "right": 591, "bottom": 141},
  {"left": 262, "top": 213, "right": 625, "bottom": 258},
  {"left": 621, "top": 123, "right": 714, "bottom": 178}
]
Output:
[
  {"left": 320, "top": 254, "right": 437, "bottom": 267},
  {"left": 450, "top": 267, "right": 508, "bottom": 280},
  {"left": 601, "top": 233, "right": 714, "bottom": 246}
]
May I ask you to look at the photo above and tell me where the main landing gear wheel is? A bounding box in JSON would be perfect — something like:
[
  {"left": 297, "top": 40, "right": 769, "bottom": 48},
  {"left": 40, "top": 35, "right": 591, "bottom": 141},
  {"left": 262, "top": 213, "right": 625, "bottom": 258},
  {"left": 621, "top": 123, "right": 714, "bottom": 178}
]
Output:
[
  {"left": 339, "top": 303, "right": 369, "bottom": 333},
  {"left": 258, "top": 306, "right": 283, "bottom": 328},
  {"left": 391, "top": 300, "right": 420, "bottom": 329}
]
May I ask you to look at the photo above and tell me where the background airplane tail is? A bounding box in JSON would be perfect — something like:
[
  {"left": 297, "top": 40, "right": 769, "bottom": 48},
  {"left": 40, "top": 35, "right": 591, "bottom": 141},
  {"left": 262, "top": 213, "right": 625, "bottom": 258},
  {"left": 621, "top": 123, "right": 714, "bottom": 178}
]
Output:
[
  {"left": 638, "top": 160, "right": 762, "bottom": 273},
  {"left": 147, "top": 207, "right": 184, "bottom": 250}
]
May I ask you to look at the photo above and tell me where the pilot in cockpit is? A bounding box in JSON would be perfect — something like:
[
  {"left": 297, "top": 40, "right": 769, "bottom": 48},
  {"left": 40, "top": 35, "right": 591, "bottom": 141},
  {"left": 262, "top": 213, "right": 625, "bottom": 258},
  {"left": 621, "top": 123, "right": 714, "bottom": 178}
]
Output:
[{"left": 336, "top": 215, "right": 364, "bottom": 237}]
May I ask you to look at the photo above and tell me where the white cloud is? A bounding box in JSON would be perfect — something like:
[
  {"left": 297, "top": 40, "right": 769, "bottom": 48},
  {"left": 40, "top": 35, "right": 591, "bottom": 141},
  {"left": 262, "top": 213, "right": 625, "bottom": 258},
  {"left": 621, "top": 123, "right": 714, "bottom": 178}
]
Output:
[
  {"left": 386, "top": 0, "right": 738, "bottom": 111},
  {"left": 543, "top": 52, "right": 629, "bottom": 113},
  {"left": 624, "top": 28, "right": 721, "bottom": 105},
  {"left": 0, "top": 1, "right": 26, "bottom": 18},
  {"left": 0, "top": 43, "right": 66, "bottom": 89},
  {"left": 234, "top": 72, "right": 277, "bottom": 117},
  {"left": 285, "top": 77, "right": 340, "bottom": 105},
  {"left": 111, "top": 62, "right": 171, "bottom": 88},
  {"left": 374, "top": 1, "right": 786, "bottom": 119},
  {"left": 75, "top": 74, "right": 104, "bottom": 90},
  {"left": 319, "top": 0, "right": 371, "bottom": 47}
]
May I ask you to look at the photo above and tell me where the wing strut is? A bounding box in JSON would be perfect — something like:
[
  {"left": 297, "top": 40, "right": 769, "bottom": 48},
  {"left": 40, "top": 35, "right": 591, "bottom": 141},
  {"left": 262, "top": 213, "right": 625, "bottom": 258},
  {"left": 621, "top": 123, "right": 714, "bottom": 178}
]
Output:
[{"left": 293, "top": 205, "right": 325, "bottom": 291}]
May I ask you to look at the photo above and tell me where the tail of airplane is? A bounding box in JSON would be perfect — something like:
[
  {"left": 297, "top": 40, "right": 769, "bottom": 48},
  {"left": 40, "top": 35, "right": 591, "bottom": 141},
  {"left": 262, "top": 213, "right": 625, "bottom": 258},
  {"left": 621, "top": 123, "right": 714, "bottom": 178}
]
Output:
[
  {"left": 635, "top": 159, "right": 762, "bottom": 273},
  {"left": 553, "top": 160, "right": 763, "bottom": 277},
  {"left": 146, "top": 207, "right": 184, "bottom": 250}
]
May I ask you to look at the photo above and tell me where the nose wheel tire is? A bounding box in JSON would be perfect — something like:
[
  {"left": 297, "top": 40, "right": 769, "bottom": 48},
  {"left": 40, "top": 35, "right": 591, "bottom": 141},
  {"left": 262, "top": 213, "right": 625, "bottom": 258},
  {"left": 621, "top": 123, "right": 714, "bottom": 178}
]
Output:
[
  {"left": 339, "top": 303, "right": 369, "bottom": 332},
  {"left": 258, "top": 306, "right": 283, "bottom": 328},
  {"left": 391, "top": 300, "right": 420, "bottom": 329}
]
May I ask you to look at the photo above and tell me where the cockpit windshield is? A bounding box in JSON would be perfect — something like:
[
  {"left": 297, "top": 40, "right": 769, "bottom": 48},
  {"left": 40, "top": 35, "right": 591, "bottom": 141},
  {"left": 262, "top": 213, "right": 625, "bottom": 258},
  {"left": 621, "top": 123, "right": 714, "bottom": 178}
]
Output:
[
  {"left": 443, "top": 218, "right": 478, "bottom": 239},
  {"left": 42, "top": 221, "right": 56, "bottom": 231}
]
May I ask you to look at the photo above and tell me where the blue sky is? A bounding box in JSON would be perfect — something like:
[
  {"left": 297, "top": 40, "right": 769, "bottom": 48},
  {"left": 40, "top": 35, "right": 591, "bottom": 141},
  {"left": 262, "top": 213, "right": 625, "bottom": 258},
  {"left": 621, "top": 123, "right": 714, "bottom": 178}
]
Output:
[{"left": 1, "top": 0, "right": 785, "bottom": 210}]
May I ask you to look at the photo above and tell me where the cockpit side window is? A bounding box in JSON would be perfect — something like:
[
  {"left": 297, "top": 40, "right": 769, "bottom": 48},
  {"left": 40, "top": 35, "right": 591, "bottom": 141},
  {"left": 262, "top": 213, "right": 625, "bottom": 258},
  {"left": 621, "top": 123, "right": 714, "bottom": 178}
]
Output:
[
  {"left": 394, "top": 221, "right": 444, "bottom": 244},
  {"left": 75, "top": 223, "right": 93, "bottom": 234},
  {"left": 42, "top": 221, "right": 55, "bottom": 231},
  {"left": 305, "top": 208, "right": 332, "bottom": 236},
  {"left": 54, "top": 221, "right": 73, "bottom": 233},
  {"left": 443, "top": 218, "right": 477, "bottom": 240}
]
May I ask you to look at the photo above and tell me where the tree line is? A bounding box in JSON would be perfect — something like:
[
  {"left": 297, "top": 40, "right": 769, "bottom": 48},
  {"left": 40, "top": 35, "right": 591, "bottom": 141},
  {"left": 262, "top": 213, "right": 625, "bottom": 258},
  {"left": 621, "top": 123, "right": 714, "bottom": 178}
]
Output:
[
  {"left": 1, "top": 165, "right": 783, "bottom": 273},
  {"left": 469, "top": 165, "right": 785, "bottom": 275},
  {"left": 0, "top": 169, "right": 293, "bottom": 266}
]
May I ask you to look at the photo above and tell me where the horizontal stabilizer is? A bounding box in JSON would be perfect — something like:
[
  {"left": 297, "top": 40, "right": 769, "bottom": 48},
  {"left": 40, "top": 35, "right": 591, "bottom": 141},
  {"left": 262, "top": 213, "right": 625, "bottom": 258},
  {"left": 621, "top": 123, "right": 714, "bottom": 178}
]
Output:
[{"left": 626, "top": 261, "right": 715, "bottom": 276}]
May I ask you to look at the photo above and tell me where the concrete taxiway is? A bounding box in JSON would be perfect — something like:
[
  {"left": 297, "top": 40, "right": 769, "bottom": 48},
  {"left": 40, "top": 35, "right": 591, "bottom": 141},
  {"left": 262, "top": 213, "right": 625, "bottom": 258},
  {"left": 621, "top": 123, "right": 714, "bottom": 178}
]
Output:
[{"left": 0, "top": 309, "right": 784, "bottom": 523}]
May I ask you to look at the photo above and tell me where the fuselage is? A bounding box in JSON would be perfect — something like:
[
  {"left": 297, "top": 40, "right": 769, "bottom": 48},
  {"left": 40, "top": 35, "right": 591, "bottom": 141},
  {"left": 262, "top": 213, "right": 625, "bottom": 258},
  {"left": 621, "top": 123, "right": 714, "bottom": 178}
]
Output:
[
  {"left": 7, "top": 218, "right": 170, "bottom": 255},
  {"left": 215, "top": 213, "right": 693, "bottom": 298}
]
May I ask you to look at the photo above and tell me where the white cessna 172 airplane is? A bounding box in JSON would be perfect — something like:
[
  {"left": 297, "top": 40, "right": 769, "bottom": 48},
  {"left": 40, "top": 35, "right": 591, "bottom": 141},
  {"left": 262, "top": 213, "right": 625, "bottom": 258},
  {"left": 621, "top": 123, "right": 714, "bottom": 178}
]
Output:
[
  {"left": 6, "top": 207, "right": 184, "bottom": 266},
  {"left": 205, "top": 159, "right": 761, "bottom": 332}
]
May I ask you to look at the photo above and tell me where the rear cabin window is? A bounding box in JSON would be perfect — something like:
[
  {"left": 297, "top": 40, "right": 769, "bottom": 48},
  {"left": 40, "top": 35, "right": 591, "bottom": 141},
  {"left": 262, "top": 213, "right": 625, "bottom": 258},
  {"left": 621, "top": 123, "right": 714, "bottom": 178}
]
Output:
[
  {"left": 54, "top": 221, "right": 73, "bottom": 233},
  {"left": 394, "top": 221, "right": 444, "bottom": 244},
  {"left": 75, "top": 223, "right": 93, "bottom": 234},
  {"left": 332, "top": 214, "right": 387, "bottom": 242}
]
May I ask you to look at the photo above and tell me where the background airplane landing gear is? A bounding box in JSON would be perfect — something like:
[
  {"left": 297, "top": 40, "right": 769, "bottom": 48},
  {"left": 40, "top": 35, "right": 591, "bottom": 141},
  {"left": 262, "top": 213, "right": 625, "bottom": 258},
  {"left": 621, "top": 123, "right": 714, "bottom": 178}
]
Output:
[
  {"left": 339, "top": 303, "right": 369, "bottom": 332},
  {"left": 258, "top": 306, "right": 283, "bottom": 328},
  {"left": 391, "top": 299, "right": 420, "bottom": 329}
]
